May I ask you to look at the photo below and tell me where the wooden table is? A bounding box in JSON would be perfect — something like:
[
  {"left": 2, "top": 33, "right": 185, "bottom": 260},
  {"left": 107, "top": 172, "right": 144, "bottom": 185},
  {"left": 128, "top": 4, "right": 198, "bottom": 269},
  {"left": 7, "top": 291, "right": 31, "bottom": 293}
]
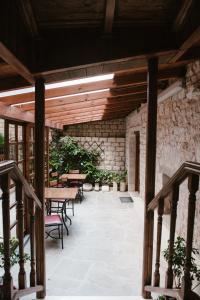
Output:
[
  {"left": 45, "top": 187, "right": 78, "bottom": 199},
  {"left": 60, "top": 174, "right": 87, "bottom": 182},
  {"left": 45, "top": 188, "right": 78, "bottom": 233},
  {"left": 59, "top": 174, "right": 87, "bottom": 203}
]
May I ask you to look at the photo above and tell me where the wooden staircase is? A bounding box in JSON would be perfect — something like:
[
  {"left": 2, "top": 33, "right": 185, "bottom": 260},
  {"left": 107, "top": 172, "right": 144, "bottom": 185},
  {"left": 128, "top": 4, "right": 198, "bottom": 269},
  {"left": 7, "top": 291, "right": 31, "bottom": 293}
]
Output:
[
  {"left": 144, "top": 161, "right": 200, "bottom": 300},
  {"left": 0, "top": 160, "right": 45, "bottom": 300}
]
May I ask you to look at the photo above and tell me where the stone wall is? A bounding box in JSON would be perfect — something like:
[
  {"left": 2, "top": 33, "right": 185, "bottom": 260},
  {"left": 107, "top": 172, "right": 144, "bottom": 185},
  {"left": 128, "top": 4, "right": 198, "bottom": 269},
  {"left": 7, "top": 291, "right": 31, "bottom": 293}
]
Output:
[
  {"left": 64, "top": 119, "right": 126, "bottom": 171},
  {"left": 65, "top": 118, "right": 125, "bottom": 137},
  {"left": 126, "top": 60, "right": 200, "bottom": 250}
]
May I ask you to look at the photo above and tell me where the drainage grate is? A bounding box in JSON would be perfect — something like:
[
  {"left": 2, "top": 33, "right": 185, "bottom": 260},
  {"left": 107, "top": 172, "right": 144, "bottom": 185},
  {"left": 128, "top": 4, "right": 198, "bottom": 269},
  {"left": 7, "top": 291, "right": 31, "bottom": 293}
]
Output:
[{"left": 120, "top": 197, "right": 133, "bottom": 203}]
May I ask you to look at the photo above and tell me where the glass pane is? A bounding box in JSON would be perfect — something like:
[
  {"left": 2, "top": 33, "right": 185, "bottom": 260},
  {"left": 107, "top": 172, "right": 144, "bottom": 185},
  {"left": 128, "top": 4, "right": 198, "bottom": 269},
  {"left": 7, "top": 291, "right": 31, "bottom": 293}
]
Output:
[
  {"left": 9, "top": 144, "right": 16, "bottom": 160},
  {"left": 18, "top": 144, "right": 24, "bottom": 161},
  {"left": 9, "top": 124, "right": 15, "bottom": 142},
  {"left": 18, "top": 126, "right": 23, "bottom": 142},
  {"left": 29, "top": 143, "right": 34, "bottom": 157}
]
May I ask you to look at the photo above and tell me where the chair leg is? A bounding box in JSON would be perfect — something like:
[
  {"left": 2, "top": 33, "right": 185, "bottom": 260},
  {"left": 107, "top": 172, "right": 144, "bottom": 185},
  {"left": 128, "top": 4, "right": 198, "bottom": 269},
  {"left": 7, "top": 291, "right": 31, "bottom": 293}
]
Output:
[{"left": 61, "top": 224, "right": 64, "bottom": 249}]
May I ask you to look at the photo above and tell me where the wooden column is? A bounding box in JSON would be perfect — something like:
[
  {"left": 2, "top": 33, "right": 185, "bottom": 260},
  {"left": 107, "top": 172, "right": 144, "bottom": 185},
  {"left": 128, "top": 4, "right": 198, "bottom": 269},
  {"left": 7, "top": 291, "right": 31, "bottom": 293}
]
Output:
[
  {"left": 142, "top": 57, "right": 158, "bottom": 298},
  {"left": 154, "top": 197, "right": 164, "bottom": 287},
  {"left": 181, "top": 174, "right": 199, "bottom": 300},
  {"left": 34, "top": 78, "right": 46, "bottom": 298},
  {"left": 1, "top": 173, "right": 13, "bottom": 300}
]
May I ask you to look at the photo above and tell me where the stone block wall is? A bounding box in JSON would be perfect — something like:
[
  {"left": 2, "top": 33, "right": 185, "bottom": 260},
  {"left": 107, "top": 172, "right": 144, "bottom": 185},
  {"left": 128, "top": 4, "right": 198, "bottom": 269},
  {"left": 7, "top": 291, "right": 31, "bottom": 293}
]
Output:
[
  {"left": 65, "top": 119, "right": 125, "bottom": 137},
  {"left": 126, "top": 60, "right": 200, "bottom": 250},
  {"left": 64, "top": 119, "right": 126, "bottom": 172}
]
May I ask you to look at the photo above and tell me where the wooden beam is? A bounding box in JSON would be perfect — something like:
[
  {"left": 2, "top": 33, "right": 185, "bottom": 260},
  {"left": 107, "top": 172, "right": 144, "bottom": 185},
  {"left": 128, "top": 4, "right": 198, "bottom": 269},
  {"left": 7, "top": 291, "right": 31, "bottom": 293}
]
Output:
[
  {"left": 17, "top": 0, "right": 39, "bottom": 37},
  {"left": 173, "top": 0, "right": 194, "bottom": 32},
  {"left": 142, "top": 57, "right": 158, "bottom": 299},
  {"left": 0, "top": 42, "right": 34, "bottom": 84},
  {"left": 61, "top": 113, "right": 127, "bottom": 125},
  {"left": 0, "top": 65, "right": 184, "bottom": 105},
  {"left": 23, "top": 93, "right": 146, "bottom": 113},
  {"left": 34, "top": 78, "right": 46, "bottom": 299},
  {"left": 19, "top": 87, "right": 147, "bottom": 111},
  {"left": 58, "top": 112, "right": 129, "bottom": 125},
  {"left": 47, "top": 106, "right": 135, "bottom": 121},
  {"left": 0, "top": 101, "right": 59, "bottom": 128},
  {"left": 169, "top": 26, "right": 200, "bottom": 62},
  {"left": 104, "top": 0, "right": 116, "bottom": 33}
]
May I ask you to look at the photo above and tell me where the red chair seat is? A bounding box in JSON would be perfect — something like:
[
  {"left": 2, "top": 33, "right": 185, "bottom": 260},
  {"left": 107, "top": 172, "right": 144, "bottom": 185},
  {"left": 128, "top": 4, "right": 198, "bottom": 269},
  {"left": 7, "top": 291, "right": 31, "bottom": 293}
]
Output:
[{"left": 45, "top": 214, "right": 62, "bottom": 225}]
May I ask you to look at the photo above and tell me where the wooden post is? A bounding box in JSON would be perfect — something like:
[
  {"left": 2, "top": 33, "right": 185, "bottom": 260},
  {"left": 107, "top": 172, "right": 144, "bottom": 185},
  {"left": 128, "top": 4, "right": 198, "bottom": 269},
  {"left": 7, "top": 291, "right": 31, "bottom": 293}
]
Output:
[
  {"left": 142, "top": 57, "right": 158, "bottom": 299},
  {"left": 154, "top": 197, "right": 164, "bottom": 287},
  {"left": 34, "top": 78, "right": 46, "bottom": 298},
  {"left": 181, "top": 174, "right": 199, "bottom": 300},
  {"left": 1, "top": 173, "right": 13, "bottom": 300},
  {"left": 165, "top": 185, "right": 179, "bottom": 288},
  {"left": 16, "top": 182, "right": 26, "bottom": 289}
]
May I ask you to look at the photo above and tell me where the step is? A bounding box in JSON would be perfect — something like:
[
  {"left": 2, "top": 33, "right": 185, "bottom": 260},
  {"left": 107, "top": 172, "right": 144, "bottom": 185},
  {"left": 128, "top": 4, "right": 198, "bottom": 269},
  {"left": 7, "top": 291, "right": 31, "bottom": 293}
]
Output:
[{"left": 42, "top": 297, "right": 148, "bottom": 300}]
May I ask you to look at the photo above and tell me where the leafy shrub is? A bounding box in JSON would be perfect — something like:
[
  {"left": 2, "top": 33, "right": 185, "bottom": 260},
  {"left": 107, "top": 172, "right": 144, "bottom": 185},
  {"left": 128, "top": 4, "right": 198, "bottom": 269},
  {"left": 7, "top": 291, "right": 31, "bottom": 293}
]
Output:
[
  {"left": 49, "top": 135, "right": 100, "bottom": 180},
  {"left": 163, "top": 236, "right": 200, "bottom": 288},
  {"left": 0, "top": 237, "right": 30, "bottom": 268}
]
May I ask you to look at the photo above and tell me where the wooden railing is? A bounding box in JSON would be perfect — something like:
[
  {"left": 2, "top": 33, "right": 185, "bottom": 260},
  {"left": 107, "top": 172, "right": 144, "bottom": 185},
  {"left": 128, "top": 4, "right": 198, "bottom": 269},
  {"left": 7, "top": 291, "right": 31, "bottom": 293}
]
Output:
[
  {"left": 0, "top": 160, "right": 44, "bottom": 300},
  {"left": 145, "top": 161, "right": 200, "bottom": 300}
]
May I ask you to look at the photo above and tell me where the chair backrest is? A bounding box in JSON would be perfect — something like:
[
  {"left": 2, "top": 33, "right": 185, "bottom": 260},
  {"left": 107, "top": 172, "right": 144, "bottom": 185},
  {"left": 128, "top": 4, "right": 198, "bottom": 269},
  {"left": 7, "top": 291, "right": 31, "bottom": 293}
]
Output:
[{"left": 69, "top": 169, "right": 79, "bottom": 174}]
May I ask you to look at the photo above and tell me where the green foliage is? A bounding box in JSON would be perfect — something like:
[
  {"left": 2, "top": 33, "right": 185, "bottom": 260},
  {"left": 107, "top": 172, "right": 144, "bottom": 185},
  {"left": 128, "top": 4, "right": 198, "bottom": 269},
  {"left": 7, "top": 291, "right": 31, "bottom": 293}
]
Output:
[
  {"left": 163, "top": 236, "right": 200, "bottom": 288},
  {"left": 112, "top": 170, "right": 127, "bottom": 183},
  {"left": 98, "top": 170, "right": 113, "bottom": 185},
  {"left": 0, "top": 237, "right": 30, "bottom": 268},
  {"left": 49, "top": 136, "right": 100, "bottom": 179}
]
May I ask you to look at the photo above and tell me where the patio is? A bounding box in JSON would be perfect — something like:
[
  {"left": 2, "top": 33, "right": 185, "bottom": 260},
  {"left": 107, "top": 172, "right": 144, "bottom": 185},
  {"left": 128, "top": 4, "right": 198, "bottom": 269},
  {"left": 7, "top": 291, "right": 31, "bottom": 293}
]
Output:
[{"left": 43, "top": 191, "right": 144, "bottom": 297}]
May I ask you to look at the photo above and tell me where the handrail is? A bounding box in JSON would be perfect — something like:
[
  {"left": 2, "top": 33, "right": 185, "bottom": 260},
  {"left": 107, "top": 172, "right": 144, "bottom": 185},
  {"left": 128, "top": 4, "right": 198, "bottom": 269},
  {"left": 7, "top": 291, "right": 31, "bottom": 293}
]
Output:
[
  {"left": 0, "top": 160, "right": 42, "bottom": 209},
  {"left": 148, "top": 161, "right": 200, "bottom": 211}
]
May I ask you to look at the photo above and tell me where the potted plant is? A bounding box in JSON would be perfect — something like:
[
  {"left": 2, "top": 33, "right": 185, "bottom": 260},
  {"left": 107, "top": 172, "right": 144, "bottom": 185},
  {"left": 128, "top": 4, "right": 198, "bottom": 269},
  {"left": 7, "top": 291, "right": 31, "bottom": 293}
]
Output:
[
  {"left": 93, "top": 170, "right": 101, "bottom": 191},
  {"left": 157, "top": 236, "right": 200, "bottom": 299},
  {"left": 112, "top": 172, "right": 120, "bottom": 192},
  {"left": 0, "top": 237, "right": 30, "bottom": 298},
  {"left": 101, "top": 170, "right": 112, "bottom": 192},
  {"left": 118, "top": 170, "right": 127, "bottom": 192}
]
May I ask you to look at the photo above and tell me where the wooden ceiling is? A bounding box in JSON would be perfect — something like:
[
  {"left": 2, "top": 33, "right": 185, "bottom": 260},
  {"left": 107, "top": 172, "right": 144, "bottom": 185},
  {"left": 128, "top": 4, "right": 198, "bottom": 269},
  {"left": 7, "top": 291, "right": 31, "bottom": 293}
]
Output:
[{"left": 0, "top": 0, "right": 199, "bottom": 128}]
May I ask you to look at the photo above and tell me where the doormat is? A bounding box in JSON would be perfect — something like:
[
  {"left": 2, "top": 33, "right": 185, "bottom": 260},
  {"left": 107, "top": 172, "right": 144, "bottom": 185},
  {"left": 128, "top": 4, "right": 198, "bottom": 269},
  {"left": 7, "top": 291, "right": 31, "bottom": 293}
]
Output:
[{"left": 120, "top": 197, "right": 133, "bottom": 203}]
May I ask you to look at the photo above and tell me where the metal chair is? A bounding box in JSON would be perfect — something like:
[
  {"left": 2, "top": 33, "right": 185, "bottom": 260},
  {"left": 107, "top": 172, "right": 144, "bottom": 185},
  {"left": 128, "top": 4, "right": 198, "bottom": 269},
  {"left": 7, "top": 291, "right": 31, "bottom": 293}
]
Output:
[{"left": 45, "top": 214, "right": 64, "bottom": 249}]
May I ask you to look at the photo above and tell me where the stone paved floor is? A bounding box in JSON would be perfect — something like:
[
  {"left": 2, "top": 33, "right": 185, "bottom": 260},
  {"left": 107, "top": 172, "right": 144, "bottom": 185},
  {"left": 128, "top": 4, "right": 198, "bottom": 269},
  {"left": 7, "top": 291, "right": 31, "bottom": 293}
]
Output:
[{"left": 43, "top": 191, "right": 144, "bottom": 297}]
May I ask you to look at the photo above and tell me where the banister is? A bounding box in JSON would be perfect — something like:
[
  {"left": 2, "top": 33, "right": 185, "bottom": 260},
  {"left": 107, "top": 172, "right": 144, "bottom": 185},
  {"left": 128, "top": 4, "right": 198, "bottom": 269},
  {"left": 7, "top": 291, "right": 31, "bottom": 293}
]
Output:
[
  {"left": 0, "top": 160, "right": 42, "bottom": 209},
  {"left": 148, "top": 161, "right": 200, "bottom": 211}
]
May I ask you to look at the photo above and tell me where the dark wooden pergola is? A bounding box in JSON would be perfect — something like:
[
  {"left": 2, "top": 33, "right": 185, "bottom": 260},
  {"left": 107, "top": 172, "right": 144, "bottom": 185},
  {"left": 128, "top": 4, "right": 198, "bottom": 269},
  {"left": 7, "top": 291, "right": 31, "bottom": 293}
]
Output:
[{"left": 0, "top": 1, "right": 200, "bottom": 299}]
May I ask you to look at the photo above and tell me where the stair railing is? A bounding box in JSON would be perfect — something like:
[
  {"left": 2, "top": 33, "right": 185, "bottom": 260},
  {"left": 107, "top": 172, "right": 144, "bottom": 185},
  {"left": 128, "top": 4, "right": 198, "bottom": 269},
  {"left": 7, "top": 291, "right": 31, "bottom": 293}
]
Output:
[
  {"left": 0, "top": 160, "right": 44, "bottom": 300},
  {"left": 144, "top": 161, "right": 200, "bottom": 300}
]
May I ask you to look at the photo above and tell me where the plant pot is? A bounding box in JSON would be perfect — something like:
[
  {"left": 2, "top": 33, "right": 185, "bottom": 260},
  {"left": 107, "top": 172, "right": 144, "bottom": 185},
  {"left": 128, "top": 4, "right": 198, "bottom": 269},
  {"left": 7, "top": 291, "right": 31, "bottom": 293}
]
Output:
[
  {"left": 102, "top": 184, "right": 110, "bottom": 192},
  {"left": 112, "top": 181, "right": 118, "bottom": 192},
  {"left": 120, "top": 181, "right": 126, "bottom": 192},
  {"left": 49, "top": 180, "right": 57, "bottom": 187},
  {"left": 94, "top": 182, "right": 100, "bottom": 191},
  {"left": 83, "top": 183, "right": 93, "bottom": 191}
]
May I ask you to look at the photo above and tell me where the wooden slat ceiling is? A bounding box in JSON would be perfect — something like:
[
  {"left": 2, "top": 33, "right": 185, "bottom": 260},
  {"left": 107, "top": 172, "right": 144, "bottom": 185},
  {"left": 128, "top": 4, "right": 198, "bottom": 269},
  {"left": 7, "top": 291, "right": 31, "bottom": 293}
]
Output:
[{"left": 0, "top": 0, "right": 199, "bottom": 127}]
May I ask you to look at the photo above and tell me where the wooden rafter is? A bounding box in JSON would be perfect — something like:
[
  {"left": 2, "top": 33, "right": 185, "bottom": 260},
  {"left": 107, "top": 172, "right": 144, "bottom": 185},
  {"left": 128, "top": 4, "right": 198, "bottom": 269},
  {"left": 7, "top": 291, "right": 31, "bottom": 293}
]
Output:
[
  {"left": 104, "top": 0, "right": 116, "bottom": 33},
  {"left": 17, "top": 0, "right": 39, "bottom": 37},
  {"left": 0, "top": 102, "right": 61, "bottom": 129},
  {"left": 169, "top": 26, "right": 200, "bottom": 63},
  {"left": 0, "top": 42, "right": 34, "bottom": 84},
  {"left": 0, "top": 65, "right": 184, "bottom": 106},
  {"left": 46, "top": 105, "right": 137, "bottom": 120},
  {"left": 21, "top": 93, "right": 146, "bottom": 113},
  {"left": 173, "top": 0, "right": 194, "bottom": 32}
]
